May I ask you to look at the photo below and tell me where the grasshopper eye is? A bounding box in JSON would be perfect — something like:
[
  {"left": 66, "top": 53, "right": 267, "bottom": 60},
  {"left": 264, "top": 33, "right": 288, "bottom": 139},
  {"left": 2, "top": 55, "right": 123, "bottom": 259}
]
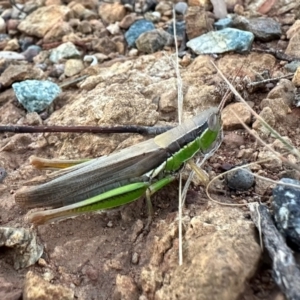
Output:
[{"left": 207, "top": 113, "right": 220, "bottom": 131}]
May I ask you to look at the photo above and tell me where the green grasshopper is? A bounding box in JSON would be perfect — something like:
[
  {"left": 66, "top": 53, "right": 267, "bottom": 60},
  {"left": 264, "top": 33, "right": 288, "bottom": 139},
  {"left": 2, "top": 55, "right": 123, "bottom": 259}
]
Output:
[{"left": 15, "top": 106, "right": 223, "bottom": 225}]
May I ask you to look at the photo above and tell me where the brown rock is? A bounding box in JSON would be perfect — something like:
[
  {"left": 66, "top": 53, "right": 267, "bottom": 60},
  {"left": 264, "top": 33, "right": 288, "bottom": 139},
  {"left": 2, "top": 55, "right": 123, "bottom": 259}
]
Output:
[
  {"left": 185, "top": 6, "right": 213, "bottom": 40},
  {"left": 113, "top": 275, "right": 139, "bottom": 300},
  {"left": 267, "top": 78, "right": 295, "bottom": 106},
  {"left": 285, "top": 31, "right": 300, "bottom": 58},
  {"left": 286, "top": 19, "right": 300, "bottom": 39},
  {"left": 98, "top": 2, "right": 126, "bottom": 24},
  {"left": 0, "top": 64, "right": 44, "bottom": 87},
  {"left": 260, "top": 98, "right": 291, "bottom": 121},
  {"left": 69, "top": 0, "right": 98, "bottom": 10},
  {"left": 141, "top": 205, "right": 260, "bottom": 299},
  {"left": 91, "top": 36, "right": 118, "bottom": 55},
  {"left": 119, "top": 13, "right": 137, "bottom": 29},
  {"left": 23, "top": 271, "right": 74, "bottom": 300},
  {"left": 4, "top": 39, "right": 19, "bottom": 51},
  {"left": 64, "top": 59, "right": 84, "bottom": 77},
  {"left": 188, "top": 0, "right": 213, "bottom": 10},
  {"left": 18, "top": 5, "right": 70, "bottom": 38},
  {"left": 43, "top": 21, "right": 73, "bottom": 42},
  {"left": 221, "top": 102, "right": 251, "bottom": 130},
  {"left": 292, "top": 66, "right": 300, "bottom": 87},
  {"left": 252, "top": 106, "right": 275, "bottom": 135}
]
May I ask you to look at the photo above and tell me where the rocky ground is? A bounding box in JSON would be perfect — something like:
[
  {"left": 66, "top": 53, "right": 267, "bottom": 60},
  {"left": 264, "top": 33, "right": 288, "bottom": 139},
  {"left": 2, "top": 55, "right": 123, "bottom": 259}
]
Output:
[{"left": 0, "top": 0, "right": 300, "bottom": 299}]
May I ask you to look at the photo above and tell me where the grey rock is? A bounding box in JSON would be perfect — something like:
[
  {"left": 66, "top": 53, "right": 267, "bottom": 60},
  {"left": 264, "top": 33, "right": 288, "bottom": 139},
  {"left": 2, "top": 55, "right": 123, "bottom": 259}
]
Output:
[
  {"left": 0, "top": 167, "right": 6, "bottom": 183},
  {"left": 0, "top": 227, "right": 43, "bottom": 269},
  {"left": 186, "top": 28, "right": 254, "bottom": 54},
  {"left": 175, "top": 2, "right": 188, "bottom": 15},
  {"left": 225, "top": 167, "right": 255, "bottom": 191},
  {"left": 273, "top": 178, "right": 300, "bottom": 250},
  {"left": 12, "top": 80, "right": 61, "bottom": 112},
  {"left": 136, "top": 29, "right": 174, "bottom": 53},
  {"left": 49, "top": 41, "right": 81, "bottom": 63},
  {"left": 125, "top": 19, "right": 155, "bottom": 47},
  {"left": 285, "top": 61, "right": 300, "bottom": 73},
  {"left": 232, "top": 16, "right": 281, "bottom": 42}
]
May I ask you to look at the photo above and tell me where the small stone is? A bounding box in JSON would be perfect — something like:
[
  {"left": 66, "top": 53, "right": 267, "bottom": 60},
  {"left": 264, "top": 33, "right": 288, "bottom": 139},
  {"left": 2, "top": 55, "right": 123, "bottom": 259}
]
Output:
[
  {"left": 260, "top": 98, "right": 291, "bottom": 121},
  {"left": 12, "top": 80, "right": 61, "bottom": 112},
  {"left": 252, "top": 106, "right": 275, "bottom": 135},
  {"left": 64, "top": 59, "right": 84, "bottom": 77},
  {"left": 225, "top": 167, "right": 255, "bottom": 191},
  {"left": 78, "top": 20, "right": 92, "bottom": 34},
  {"left": 24, "top": 271, "right": 74, "bottom": 300},
  {"left": 131, "top": 252, "right": 139, "bottom": 264},
  {"left": 92, "top": 36, "right": 117, "bottom": 55},
  {"left": 3, "top": 38, "right": 19, "bottom": 51},
  {"left": 0, "top": 167, "right": 6, "bottom": 183},
  {"left": 49, "top": 41, "right": 81, "bottom": 63},
  {"left": 0, "top": 50, "right": 25, "bottom": 60},
  {"left": 119, "top": 13, "right": 137, "bottom": 29},
  {"left": 106, "top": 22, "right": 121, "bottom": 35},
  {"left": 0, "top": 17, "right": 7, "bottom": 33},
  {"left": 188, "top": 0, "right": 212, "bottom": 10},
  {"left": 125, "top": 19, "right": 155, "bottom": 47},
  {"left": 144, "top": 11, "right": 161, "bottom": 23},
  {"left": 128, "top": 48, "right": 138, "bottom": 57},
  {"left": 136, "top": 29, "right": 174, "bottom": 53},
  {"left": 185, "top": 6, "right": 213, "bottom": 40},
  {"left": 285, "top": 61, "right": 300, "bottom": 73},
  {"left": 107, "top": 221, "right": 113, "bottom": 227},
  {"left": 187, "top": 28, "right": 254, "bottom": 54},
  {"left": 175, "top": 2, "right": 188, "bottom": 15},
  {"left": 214, "top": 17, "right": 233, "bottom": 30},
  {"left": 286, "top": 20, "right": 300, "bottom": 40},
  {"left": 292, "top": 66, "right": 300, "bottom": 87},
  {"left": 221, "top": 102, "right": 251, "bottom": 130},
  {"left": 285, "top": 31, "right": 300, "bottom": 58},
  {"left": 273, "top": 178, "right": 300, "bottom": 250},
  {"left": 267, "top": 79, "right": 295, "bottom": 107},
  {"left": 43, "top": 21, "right": 73, "bottom": 42},
  {"left": 22, "top": 45, "right": 42, "bottom": 62},
  {"left": 232, "top": 16, "right": 281, "bottom": 42},
  {"left": 0, "top": 227, "right": 43, "bottom": 269},
  {"left": 0, "top": 64, "right": 43, "bottom": 87},
  {"left": 98, "top": 2, "right": 126, "bottom": 24},
  {"left": 155, "top": 1, "right": 173, "bottom": 15}
]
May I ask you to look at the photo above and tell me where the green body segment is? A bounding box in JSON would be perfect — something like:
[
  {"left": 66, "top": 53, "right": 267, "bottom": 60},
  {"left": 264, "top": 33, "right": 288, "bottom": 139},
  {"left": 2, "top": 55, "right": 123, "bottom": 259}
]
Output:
[{"left": 16, "top": 107, "right": 223, "bottom": 225}]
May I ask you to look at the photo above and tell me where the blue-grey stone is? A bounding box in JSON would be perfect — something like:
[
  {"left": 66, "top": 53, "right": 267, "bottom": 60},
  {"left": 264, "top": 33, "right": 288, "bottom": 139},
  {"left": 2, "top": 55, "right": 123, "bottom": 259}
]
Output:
[
  {"left": 232, "top": 16, "right": 281, "bottom": 42},
  {"left": 225, "top": 167, "right": 254, "bottom": 191},
  {"left": 214, "top": 18, "right": 233, "bottom": 30},
  {"left": 285, "top": 61, "right": 300, "bottom": 73},
  {"left": 12, "top": 80, "right": 61, "bottom": 112},
  {"left": 186, "top": 28, "right": 254, "bottom": 54},
  {"left": 175, "top": 2, "right": 188, "bottom": 15},
  {"left": 166, "top": 21, "right": 186, "bottom": 39},
  {"left": 273, "top": 178, "right": 300, "bottom": 250},
  {"left": 125, "top": 20, "right": 155, "bottom": 47},
  {"left": 0, "top": 167, "right": 6, "bottom": 183}
]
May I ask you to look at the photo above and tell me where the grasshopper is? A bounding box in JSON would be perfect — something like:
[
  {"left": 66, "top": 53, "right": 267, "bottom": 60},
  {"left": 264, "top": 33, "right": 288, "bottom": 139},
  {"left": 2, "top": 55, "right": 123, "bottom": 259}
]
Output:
[{"left": 15, "top": 106, "right": 223, "bottom": 225}]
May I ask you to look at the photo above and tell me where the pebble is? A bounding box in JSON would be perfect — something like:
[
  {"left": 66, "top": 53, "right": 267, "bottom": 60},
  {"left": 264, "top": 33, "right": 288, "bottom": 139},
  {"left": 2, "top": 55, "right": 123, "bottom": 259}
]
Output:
[
  {"left": 175, "top": 2, "right": 188, "bottom": 15},
  {"left": 225, "top": 167, "right": 255, "bottom": 191},
  {"left": 144, "top": 11, "right": 161, "bottom": 23},
  {"left": 136, "top": 29, "right": 173, "bottom": 53},
  {"left": 285, "top": 31, "right": 300, "bottom": 57},
  {"left": 98, "top": 2, "right": 127, "bottom": 24},
  {"left": 214, "top": 17, "right": 233, "bottom": 30},
  {"left": 285, "top": 61, "right": 300, "bottom": 73},
  {"left": 0, "top": 51, "right": 25, "bottom": 60},
  {"left": 273, "top": 178, "right": 300, "bottom": 251},
  {"left": 232, "top": 16, "right": 281, "bottom": 42},
  {"left": 64, "top": 59, "right": 84, "bottom": 77},
  {"left": 186, "top": 28, "right": 254, "bottom": 54},
  {"left": 292, "top": 66, "right": 300, "bottom": 87},
  {"left": 22, "top": 45, "right": 42, "bottom": 62},
  {"left": 49, "top": 42, "right": 81, "bottom": 63},
  {"left": 125, "top": 19, "right": 155, "bottom": 47},
  {"left": 0, "top": 167, "right": 6, "bottom": 183},
  {"left": 12, "top": 80, "right": 61, "bottom": 112}
]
